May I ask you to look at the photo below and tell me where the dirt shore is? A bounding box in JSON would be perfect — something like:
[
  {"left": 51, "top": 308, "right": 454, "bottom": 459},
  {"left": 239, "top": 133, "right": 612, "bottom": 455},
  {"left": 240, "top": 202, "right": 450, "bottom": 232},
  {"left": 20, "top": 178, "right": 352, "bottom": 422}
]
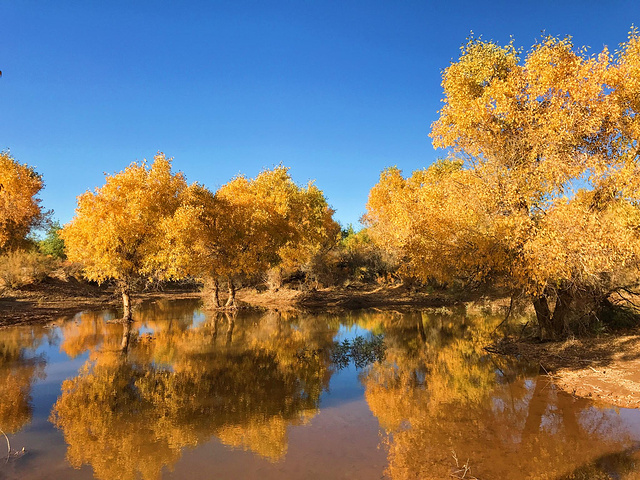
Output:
[
  {"left": 513, "top": 333, "right": 640, "bottom": 409},
  {"left": 0, "top": 277, "right": 202, "bottom": 327}
]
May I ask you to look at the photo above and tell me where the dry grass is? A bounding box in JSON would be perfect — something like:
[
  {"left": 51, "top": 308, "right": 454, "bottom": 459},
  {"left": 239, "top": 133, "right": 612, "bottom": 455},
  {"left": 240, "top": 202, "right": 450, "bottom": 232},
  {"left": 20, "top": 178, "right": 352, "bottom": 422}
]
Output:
[{"left": 0, "top": 250, "right": 59, "bottom": 290}]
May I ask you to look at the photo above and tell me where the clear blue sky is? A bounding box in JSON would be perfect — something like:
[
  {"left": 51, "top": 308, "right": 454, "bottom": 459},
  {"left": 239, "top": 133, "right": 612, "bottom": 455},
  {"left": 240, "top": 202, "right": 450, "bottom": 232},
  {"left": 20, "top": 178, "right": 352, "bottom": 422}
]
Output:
[{"left": 1, "top": 1, "right": 638, "bottom": 229}]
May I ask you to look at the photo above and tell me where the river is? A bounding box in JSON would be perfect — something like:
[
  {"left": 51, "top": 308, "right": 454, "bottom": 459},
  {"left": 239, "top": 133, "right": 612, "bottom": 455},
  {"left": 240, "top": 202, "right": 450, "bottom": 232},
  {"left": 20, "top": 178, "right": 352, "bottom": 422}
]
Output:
[{"left": 1, "top": 298, "right": 640, "bottom": 479}]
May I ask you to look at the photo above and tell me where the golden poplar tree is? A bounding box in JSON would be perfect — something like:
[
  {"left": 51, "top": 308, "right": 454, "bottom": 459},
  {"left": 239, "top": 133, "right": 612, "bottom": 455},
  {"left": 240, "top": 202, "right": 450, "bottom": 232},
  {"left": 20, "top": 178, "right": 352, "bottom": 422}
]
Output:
[
  {"left": 61, "top": 154, "right": 188, "bottom": 320},
  {"left": 367, "top": 29, "right": 640, "bottom": 336},
  {"left": 160, "top": 166, "right": 338, "bottom": 307},
  {"left": 275, "top": 179, "right": 341, "bottom": 279},
  {"left": 0, "top": 151, "right": 46, "bottom": 251}
]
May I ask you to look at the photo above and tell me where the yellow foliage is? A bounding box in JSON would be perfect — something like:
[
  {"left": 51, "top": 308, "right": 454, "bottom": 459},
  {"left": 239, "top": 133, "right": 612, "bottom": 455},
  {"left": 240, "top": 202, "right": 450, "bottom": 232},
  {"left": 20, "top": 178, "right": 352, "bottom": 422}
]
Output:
[
  {"left": 521, "top": 192, "right": 640, "bottom": 294},
  {"left": 161, "top": 166, "right": 339, "bottom": 283},
  {"left": 366, "top": 30, "right": 640, "bottom": 330},
  {"left": 0, "top": 151, "right": 45, "bottom": 251},
  {"left": 365, "top": 161, "right": 513, "bottom": 285},
  {"left": 61, "top": 153, "right": 188, "bottom": 289}
]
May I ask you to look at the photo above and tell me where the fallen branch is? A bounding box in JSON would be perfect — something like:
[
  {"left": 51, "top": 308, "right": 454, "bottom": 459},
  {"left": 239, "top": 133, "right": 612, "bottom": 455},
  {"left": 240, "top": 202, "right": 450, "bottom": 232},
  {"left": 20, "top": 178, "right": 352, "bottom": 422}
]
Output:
[
  {"left": 0, "top": 428, "right": 26, "bottom": 464},
  {"left": 492, "top": 295, "right": 514, "bottom": 334},
  {"left": 450, "top": 450, "right": 479, "bottom": 479}
]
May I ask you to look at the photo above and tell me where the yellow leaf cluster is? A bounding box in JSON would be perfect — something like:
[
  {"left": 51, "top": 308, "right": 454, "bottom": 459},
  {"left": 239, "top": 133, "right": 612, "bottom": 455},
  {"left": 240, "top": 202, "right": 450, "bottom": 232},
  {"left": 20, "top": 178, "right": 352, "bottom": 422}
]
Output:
[
  {"left": 367, "top": 29, "right": 640, "bottom": 303},
  {"left": 0, "top": 151, "right": 45, "bottom": 251},
  {"left": 61, "top": 153, "right": 188, "bottom": 288},
  {"left": 160, "top": 165, "right": 339, "bottom": 283},
  {"left": 364, "top": 160, "right": 513, "bottom": 285},
  {"left": 430, "top": 34, "right": 631, "bottom": 195}
]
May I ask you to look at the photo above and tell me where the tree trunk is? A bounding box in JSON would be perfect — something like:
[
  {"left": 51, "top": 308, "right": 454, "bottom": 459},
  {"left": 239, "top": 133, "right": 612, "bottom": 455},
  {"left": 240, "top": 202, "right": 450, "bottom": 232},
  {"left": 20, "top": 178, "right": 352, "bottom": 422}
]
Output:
[
  {"left": 551, "top": 287, "right": 574, "bottom": 336},
  {"left": 225, "top": 278, "right": 236, "bottom": 308},
  {"left": 416, "top": 314, "right": 427, "bottom": 344},
  {"left": 225, "top": 312, "right": 235, "bottom": 345},
  {"left": 534, "top": 288, "right": 576, "bottom": 338},
  {"left": 532, "top": 295, "right": 553, "bottom": 338},
  {"left": 120, "top": 320, "right": 132, "bottom": 353},
  {"left": 122, "top": 289, "right": 132, "bottom": 322},
  {"left": 212, "top": 279, "right": 221, "bottom": 308}
]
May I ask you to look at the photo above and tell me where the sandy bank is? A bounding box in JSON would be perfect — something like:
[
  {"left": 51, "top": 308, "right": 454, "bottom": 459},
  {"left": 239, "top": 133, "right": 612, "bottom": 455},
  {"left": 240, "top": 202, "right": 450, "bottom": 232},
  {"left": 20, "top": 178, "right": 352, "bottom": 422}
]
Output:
[{"left": 513, "top": 333, "right": 640, "bottom": 409}]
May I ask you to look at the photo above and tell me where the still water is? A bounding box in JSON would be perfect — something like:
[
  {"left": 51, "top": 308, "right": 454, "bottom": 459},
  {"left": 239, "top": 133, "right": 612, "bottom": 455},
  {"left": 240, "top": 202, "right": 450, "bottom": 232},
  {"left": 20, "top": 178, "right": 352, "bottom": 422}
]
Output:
[{"left": 1, "top": 298, "right": 640, "bottom": 480}]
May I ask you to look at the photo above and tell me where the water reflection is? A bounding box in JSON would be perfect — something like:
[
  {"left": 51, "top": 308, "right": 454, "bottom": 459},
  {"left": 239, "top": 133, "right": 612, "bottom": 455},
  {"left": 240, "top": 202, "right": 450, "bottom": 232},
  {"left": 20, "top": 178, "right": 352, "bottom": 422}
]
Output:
[
  {"left": 50, "top": 301, "right": 338, "bottom": 479},
  {"left": 0, "top": 327, "right": 48, "bottom": 435},
  {"left": 1, "top": 301, "right": 639, "bottom": 479},
  {"left": 360, "top": 308, "right": 640, "bottom": 479}
]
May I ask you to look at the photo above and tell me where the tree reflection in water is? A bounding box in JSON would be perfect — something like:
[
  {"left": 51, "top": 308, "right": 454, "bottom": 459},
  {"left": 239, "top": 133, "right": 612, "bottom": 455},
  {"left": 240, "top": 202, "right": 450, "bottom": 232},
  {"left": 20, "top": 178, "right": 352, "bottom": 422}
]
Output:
[
  {"left": 50, "top": 301, "right": 337, "bottom": 480},
  {"left": 5, "top": 299, "right": 633, "bottom": 480},
  {"left": 0, "top": 326, "right": 47, "bottom": 436},
  {"left": 360, "top": 308, "right": 640, "bottom": 479}
]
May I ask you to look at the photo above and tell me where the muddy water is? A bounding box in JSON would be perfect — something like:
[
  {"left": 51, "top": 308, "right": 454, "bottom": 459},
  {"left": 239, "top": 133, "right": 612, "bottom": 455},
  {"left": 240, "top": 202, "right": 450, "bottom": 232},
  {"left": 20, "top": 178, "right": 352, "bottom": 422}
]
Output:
[{"left": 1, "top": 299, "right": 640, "bottom": 480}]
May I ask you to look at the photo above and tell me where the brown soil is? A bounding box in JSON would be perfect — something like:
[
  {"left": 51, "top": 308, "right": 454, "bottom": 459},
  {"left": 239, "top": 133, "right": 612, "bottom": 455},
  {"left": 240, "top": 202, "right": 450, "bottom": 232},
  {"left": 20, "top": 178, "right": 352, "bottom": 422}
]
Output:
[
  {"left": 0, "top": 277, "right": 201, "bottom": 328},
  {"left": 513, "top": 332, "right": 640, "bottom": 409}
]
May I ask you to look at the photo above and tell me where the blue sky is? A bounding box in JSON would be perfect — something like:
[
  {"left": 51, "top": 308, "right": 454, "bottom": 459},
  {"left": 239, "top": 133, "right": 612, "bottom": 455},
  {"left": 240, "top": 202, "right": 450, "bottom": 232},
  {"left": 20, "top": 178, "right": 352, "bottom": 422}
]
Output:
[{"left": 1, "top": 1, "right": 638, "bottom": 228}]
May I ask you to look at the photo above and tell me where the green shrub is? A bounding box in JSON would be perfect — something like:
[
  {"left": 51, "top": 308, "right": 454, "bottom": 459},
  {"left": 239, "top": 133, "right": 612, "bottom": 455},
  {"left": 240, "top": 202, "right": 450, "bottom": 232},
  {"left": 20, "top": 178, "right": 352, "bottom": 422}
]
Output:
[{"left": 38, "top": 221, "right": 66, "bottom": 259}]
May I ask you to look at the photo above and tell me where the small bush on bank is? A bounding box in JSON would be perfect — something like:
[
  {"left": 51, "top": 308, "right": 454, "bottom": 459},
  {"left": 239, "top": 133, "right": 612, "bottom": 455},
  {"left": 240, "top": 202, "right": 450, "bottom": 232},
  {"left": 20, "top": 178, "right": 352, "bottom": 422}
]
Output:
[
  {"left": 0, "top": 249, "right": 59, "bottom": 289},
  {"left": 38, "top": 221, "right": 66, "bottom": 259},
  {"left": 594, "top": 299, "right": 640, "bottom": 332},
  {"left": 301, "top": 227, "right": 398, "bottom": 288}
]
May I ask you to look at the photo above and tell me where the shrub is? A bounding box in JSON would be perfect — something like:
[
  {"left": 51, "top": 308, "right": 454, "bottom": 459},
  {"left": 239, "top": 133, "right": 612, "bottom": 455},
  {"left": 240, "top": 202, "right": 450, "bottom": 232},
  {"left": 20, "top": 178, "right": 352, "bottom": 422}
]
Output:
[
  {"left": 38, "top": 221, "right": 66, "bottom": 259},
  {"left": 0, "top": 250, "right": 58, "bottom": 289}
]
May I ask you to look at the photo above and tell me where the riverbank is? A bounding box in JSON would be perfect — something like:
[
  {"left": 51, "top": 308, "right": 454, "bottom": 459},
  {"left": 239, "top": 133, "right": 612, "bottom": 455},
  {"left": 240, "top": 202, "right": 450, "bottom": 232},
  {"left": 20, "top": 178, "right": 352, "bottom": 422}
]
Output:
[
  {"left": 510, "top": 333, "right": 640, "bottom": 409},
  {"left": 0, "top": 277, "right": 202, "bottom": 327},
  {"left": 3, "top": 278, "right": 640, "bottom": 410},
  {"left": 0, "top": 280, "right": 462, "bottom": 327}
]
